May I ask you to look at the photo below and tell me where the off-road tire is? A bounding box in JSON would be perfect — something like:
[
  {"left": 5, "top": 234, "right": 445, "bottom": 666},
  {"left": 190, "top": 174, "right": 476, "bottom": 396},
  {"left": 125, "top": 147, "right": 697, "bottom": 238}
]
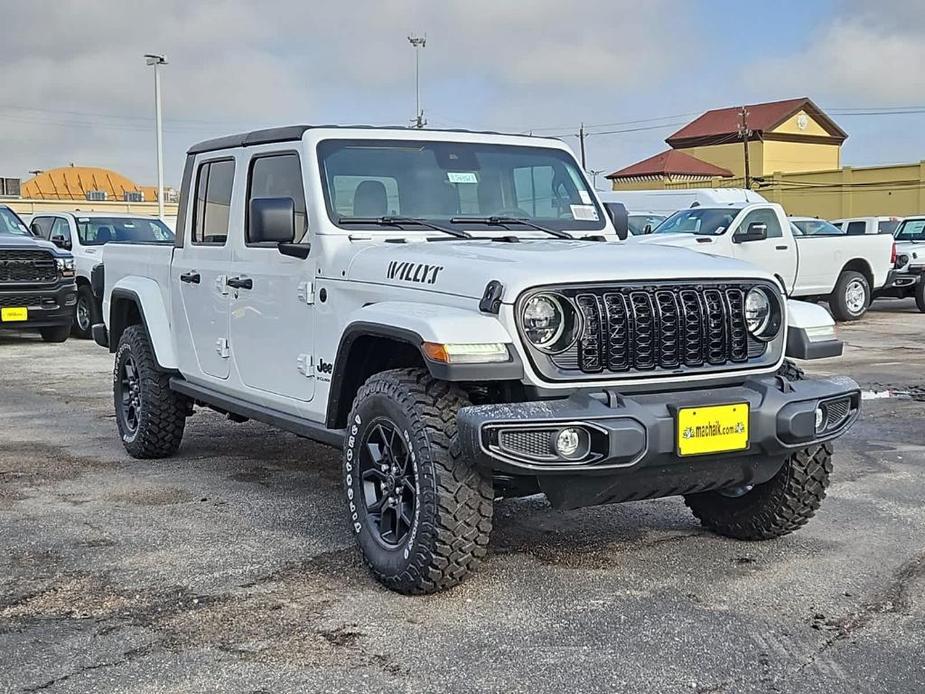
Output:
[
  {"left": 114, "top": 325, "right": 186, "bottom": 458},
  {"left": 777, "top": 358, "right": 805, "bottom": 382},
  {"left": 73, "top": 285, "right": 100, "bottom": 339},
  {"left": 916, "top": 278, "right": 925, "bottom": 313},
  {"left": 684, "top": 443, "right": 833, "bottom": 540},
  {"left": 39, "top": 325, "right": 70, "bottom": 343},
  {"left": 343, "top": 368, "right": 493, "bottom": 594},
  {"left": 829, "top": 270, "right": 870, "bottom": 321}
]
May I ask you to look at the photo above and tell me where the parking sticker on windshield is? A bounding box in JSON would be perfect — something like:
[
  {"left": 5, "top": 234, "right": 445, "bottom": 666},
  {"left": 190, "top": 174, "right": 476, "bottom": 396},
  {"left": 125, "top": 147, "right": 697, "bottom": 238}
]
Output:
[
  {"left": 447, "top": 172, "right": 478, "bottom": 184},
  {"left": 570, "top": 204, "right": 599, "bottom": 221}
]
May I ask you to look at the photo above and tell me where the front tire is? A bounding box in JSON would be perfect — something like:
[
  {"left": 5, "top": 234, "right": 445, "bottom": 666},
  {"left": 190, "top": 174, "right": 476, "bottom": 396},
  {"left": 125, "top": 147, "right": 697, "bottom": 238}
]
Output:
[
  {"left": 39, "top": 325, "right": 70, "bottom": 343},
  {"left": 829, "top": 270, "right": 870, "bottom": 321},
  {"left": 114, "top": 325, "right": 187, "bottom": 458},
  {"left": 73, "top": 285, "right": 100, "bottom": 339},
  {"left": 343, "top": 368, "right": 493, "bottom": 594},
  {"left": 684, "top": 443, "right": 833, "bottom": 540},
  {"left": 916, "top": 279, "right": 925, "bottom": 313}
]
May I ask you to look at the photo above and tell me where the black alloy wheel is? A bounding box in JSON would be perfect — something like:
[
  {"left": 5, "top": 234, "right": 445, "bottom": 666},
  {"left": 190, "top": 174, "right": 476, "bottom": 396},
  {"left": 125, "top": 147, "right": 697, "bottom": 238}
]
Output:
[
  {"left": 358, "top": 418, "right": 417, "bottom": 547},
  {"left": 118, "top": 354, "right": 141, "bottom": 435}
]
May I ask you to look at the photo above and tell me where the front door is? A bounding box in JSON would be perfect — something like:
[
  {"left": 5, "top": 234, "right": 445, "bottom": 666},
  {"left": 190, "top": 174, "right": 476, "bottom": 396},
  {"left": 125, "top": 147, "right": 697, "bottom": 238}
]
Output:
[
  {"left": 172, "top": 157, "right": 236, "bottom": 380},
  {"left": 228, "top": 151, "right": 315, "bottom": 402},
  {"left": 731, "top": 208, "right": 798, "bottom": 292}
]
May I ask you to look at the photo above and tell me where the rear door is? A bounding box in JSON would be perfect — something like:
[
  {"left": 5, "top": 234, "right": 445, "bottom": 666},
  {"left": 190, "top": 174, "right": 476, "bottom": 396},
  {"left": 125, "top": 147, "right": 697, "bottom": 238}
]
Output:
[
  {"left": 228, "top": 148, "right": 315, "bottom": 405},
  {"left": 731, "top": 207, "right": 798, "bottom": 291},
  {"left": 170, "top": 156, "right": 236, "bottom": 380}
]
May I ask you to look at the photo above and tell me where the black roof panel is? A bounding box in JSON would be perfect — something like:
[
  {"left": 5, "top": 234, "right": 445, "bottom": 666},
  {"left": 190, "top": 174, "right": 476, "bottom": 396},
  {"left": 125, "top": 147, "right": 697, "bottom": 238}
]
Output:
[{"left": 187, "top": 124, "right": 542, "bottom": 155}]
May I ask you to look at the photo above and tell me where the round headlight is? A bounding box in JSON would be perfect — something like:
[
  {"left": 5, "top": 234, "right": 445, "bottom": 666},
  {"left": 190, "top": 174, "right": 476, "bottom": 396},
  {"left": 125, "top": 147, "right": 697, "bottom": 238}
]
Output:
[
  {"left": 522, "top": 294, "right": 564, "bottom": 349},
  {"left": 745, "top": 287, "right": 775, "bottom": 338}
]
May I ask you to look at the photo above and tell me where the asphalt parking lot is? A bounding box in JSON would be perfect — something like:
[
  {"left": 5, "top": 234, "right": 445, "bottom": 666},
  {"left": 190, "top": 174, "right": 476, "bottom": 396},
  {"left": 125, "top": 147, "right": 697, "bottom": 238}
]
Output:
[{"left": 1, "top": 300, "right": 924, "bottom": 694}]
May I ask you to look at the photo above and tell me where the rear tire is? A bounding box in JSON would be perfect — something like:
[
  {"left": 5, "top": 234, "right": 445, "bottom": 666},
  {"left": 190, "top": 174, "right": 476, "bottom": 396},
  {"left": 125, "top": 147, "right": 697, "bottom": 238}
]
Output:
[
  {"left": 114, "top": 325, "right": 187, "bottom": 458},
  {"left": 916, "top": 279, "right": 925, "bottom": 313},
  {"left": 829, "top": 270, "right": 870, "bottom": 321},
  {"left": 343, "top": 368, "right": 493, "bottom": 594},
  {"left": 73, "top": 285, "right": 100, "bottom": 339},
  {"left": 39, "top": 325, "right": 70, "bottom": 343},
  {"left": 684, "top": 443, "right": 833, "bottom": 540}
]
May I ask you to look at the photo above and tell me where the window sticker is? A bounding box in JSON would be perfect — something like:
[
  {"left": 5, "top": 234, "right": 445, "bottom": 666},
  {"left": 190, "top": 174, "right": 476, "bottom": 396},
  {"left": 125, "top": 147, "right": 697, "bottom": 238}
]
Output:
[
  {"left": 578, "top": 190, "right": 593, "bottom": 204},
  {"left": 570, "top": 204, "right": 599, "bottom": 221},
  {"left": 447, "top": 171, "right": 478, "bottom": 184}
]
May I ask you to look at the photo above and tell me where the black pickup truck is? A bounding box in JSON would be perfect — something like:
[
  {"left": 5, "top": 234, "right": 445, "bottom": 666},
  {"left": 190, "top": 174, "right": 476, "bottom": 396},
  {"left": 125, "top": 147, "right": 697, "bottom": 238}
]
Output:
[{"left": 0, "top": 205, "right": 77, "bottom": 342}]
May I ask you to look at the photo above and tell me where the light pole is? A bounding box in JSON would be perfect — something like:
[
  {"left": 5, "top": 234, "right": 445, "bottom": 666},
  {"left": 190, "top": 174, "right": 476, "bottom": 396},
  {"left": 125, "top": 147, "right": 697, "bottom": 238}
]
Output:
[
  {"left": 407, "top": 35, "right": 426, "bottom": 128},
  {"left": 144, "top": 54, "right": 167, "bottom": 219}
]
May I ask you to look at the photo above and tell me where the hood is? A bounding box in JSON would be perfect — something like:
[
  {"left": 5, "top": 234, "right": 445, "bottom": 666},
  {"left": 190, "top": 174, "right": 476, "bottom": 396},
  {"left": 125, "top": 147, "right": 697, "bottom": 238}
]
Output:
[
  {"left": 0, "top": 234, "right": 63, "bottom": 254},
  {"left": 343, "top": 238, "right": 774, "bottom": 301},
  {"left": 630, "top": 232, "right": 718, "bottom": 250}
]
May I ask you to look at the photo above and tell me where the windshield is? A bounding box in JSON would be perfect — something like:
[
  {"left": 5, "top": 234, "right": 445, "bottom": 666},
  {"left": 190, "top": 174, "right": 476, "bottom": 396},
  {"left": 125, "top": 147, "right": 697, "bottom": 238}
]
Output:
[
  {"left": 318, "top": 139, "right": 604, "bottom": 233},
  {"left": 792, "top": 219, "right": 843, "bottom": 236},
  {"left": 654, "top": 207, "right": 741, "bottom": 236},
  {"left": 627, "top": 214, "right": 665, "bottom": 235},
  {"left": 0, "top": 207, "right": 31, "bottom": 236},
  {"left": 75, "top": 217, "right": 174, "bottom": 245},
  {"left": 895, "top": 218, "right": 925, "bottom": 242}
]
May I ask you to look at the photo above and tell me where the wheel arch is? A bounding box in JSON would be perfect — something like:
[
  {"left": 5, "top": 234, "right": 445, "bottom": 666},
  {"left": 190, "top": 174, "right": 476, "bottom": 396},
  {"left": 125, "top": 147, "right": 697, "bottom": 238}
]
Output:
[
  {"left": 108, "top": 281, "right": 178, "bottom": 370},
  {"left": 838, "top": 258, "right": 874, "bottom": 289}
]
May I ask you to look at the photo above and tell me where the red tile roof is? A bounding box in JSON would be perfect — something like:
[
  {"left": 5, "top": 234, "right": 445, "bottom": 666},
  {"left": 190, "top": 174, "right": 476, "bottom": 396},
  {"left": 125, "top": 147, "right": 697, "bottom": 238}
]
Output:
[
  {"left": 606, "top": 149, "right": 733, "bottom": 180},
  {"left": 666, "top": 97, "right": 847, "bottom": 146}
]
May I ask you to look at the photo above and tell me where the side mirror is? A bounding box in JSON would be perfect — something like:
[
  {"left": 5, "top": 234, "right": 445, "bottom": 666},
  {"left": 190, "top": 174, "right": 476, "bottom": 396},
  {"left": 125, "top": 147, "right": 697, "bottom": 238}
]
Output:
[
  {"left": 50, "top": 234, "right": 71, "bottom": 250},
  {"left": 249, "top": 197, "right": 296, "bottom": 244},
  {"left": 605, "top": 202, "right": 629, "bottom": 241},
  {"left": 735, "top": 221, "right": 768, "bottom": 243}
]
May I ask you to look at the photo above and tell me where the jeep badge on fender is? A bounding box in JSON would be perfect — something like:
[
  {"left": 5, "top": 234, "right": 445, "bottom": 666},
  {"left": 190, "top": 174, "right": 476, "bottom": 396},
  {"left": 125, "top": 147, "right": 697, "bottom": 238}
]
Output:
[{"left": 92, "top": 124, "right": 860, "bottom": 595}]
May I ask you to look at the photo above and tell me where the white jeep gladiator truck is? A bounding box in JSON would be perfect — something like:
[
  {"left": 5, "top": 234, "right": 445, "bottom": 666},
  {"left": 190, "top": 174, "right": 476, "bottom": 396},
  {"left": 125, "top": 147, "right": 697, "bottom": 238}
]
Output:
[
  {"left": 93, "top": 126, "right": 860, "bottom": 594},
  {"left": 634, "top": 202, "right": 895, "bottom": 321}
]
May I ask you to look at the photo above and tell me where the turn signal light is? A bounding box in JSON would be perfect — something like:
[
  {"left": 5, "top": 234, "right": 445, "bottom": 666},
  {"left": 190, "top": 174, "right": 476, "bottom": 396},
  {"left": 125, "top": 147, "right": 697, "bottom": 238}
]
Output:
[{"left": 422, "top": 342, "right": 509, "bottom": 364}]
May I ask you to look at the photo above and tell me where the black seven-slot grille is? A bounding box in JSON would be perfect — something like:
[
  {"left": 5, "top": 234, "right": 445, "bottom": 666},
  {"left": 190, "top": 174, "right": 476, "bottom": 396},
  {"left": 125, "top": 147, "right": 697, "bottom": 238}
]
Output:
[
  {"left": 0, "top": 250, "right": 58, "bottom": 283},
  {"left": 543, "top": 283, "right": 768, "bottom": 376}
]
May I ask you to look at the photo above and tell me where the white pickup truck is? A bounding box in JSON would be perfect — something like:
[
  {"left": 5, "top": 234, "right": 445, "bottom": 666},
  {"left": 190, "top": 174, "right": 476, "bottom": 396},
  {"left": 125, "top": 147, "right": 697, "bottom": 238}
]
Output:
[
  {"left": 635, "top": 202, "right": 895, "bottom": 320},
  {"left": 92, "top": 125, "right": 860, "bottom": 594}
]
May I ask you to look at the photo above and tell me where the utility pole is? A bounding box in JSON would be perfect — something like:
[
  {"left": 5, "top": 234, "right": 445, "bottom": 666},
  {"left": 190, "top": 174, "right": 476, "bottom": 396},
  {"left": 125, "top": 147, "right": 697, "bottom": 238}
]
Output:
[
  {"left": 408, "top": 35, "right": 427, "bottom": 128},
  {"left": 579, "top": 122, "right": 587, "bottom": 170},
  {"left": 738, "top": 105, "right": 751, "bottom": 189},
  {"left": 144, "top": 54, "right": 168, "bottom": 219}
]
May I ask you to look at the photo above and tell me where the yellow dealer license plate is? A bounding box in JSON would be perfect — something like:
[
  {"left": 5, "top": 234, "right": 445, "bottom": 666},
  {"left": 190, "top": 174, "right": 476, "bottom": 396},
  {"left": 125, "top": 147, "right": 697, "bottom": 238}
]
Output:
[
  {"left": 0, "top": 307, "right": 28, "bottom": 322},
  {"left": 677, "top": 403, "right": 749, "bottom": 457}
]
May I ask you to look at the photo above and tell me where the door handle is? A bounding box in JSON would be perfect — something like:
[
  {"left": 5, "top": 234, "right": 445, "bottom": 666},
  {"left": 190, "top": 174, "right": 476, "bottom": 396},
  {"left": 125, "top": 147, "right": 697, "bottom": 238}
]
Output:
[
  {"left": 180, "top": 271, "right": 201, "bottom": 284},
  {"left": 775, "top": 245, "right": 789, "bottom": 251},
  {"left": 226, "top": 276, "right": 253, "bottom": 290}
]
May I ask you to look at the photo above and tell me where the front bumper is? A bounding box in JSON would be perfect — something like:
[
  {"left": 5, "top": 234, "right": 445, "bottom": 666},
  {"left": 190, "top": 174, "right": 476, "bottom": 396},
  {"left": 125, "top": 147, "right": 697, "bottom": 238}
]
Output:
[
  {"left": 0, "top": 282, "right": 77, "bottom": 330},
  {"left": 457, "top": 374, "right": 860, "bottom": 508}
]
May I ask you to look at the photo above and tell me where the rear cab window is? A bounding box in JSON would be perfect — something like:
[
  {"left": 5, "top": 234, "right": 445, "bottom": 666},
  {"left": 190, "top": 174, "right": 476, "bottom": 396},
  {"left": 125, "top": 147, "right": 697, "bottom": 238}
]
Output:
[{"left": 192, "top": 159, "right": 235, "bottom": 245}]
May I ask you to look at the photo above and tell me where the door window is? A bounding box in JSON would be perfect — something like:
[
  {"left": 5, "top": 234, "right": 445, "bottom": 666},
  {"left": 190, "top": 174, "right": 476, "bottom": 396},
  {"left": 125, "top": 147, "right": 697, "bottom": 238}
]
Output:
[
  {"left": 30, "top": 216, "right": 54, "bottom": 239},
  {"left": 736, "top": 209, "right": 782, "bottom": 239},
  {"left": 247, "top": 153, "right": 307, "bottom": 244},
  {"left": 192, "top": 159, "right": 235, "bottom": 245},
  {"left": 51, "top": 217, "right": 72, "bottom": 243},
  {"left": 845, "top": 221, "right": 867, "bottom": 236}
]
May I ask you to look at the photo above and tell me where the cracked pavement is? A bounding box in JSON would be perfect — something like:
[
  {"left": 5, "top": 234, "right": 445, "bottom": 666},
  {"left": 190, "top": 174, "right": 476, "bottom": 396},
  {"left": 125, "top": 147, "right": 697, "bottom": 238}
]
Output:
[{"left": 1, "top": 299, "right": 925, "bottom": 693}]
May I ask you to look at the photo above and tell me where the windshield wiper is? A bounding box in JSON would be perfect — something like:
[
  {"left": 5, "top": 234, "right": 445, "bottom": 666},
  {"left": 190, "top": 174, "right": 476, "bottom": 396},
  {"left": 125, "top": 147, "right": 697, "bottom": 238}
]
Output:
[
  {"left": 338, "top": 215, "right": 472, "bottom": 239},
  {"left": 450, "top": 215, "right": 574, "bottom": 240}
]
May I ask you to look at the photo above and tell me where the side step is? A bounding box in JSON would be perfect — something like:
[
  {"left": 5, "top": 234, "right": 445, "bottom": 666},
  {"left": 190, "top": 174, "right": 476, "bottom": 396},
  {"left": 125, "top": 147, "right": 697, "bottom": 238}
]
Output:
[{"left": 169, "top": 377, "right": 345, "bottom": 449}]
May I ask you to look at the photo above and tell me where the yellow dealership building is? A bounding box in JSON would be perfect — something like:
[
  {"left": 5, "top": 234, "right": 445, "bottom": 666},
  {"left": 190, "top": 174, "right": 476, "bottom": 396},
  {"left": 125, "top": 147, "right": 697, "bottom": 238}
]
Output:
[{"left": 607, "top": 97, "right": 925, "bottom": 219}]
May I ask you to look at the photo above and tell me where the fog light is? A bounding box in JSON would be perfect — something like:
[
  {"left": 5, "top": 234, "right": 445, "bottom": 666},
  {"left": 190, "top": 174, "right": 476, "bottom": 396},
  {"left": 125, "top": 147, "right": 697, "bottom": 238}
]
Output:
[
  {"left": 64, "top": 293, "right": 77, "bottom": 306},
  {"left": 552, "top": 426, "right": 591, "bottom": 461},
  {"left": 815, "top": 407, "right": 825, "bottom": 433}
]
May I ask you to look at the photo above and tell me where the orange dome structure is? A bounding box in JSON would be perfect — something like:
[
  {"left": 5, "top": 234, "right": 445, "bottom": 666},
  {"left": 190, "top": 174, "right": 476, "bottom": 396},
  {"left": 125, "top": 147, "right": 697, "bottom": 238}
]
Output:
[{"left": 21, "top": 165, "right": 158, "bottom": 201}]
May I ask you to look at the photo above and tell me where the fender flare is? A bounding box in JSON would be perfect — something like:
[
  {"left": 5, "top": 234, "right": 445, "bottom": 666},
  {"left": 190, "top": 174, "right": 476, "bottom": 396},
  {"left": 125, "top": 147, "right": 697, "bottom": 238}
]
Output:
[
  {"left": 785, "top": 299, "right": 842, "bottom": 360},
  {"left": 325, "top": 302, "right": 522, "bottom": 428},
  {"left": 109, "top": 277, "right": 178, "bottom": 370}
]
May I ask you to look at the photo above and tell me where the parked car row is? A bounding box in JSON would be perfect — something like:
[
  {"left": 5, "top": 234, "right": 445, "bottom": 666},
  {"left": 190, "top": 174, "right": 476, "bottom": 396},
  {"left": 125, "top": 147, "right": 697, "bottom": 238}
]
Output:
[{"left": 0, "top": 205, "right": 173, "bottom": 343}]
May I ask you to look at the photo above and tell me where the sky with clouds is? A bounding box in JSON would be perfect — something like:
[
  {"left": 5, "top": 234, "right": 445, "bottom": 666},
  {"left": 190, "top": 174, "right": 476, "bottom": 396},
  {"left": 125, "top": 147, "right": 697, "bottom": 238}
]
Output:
[{"left": 2, "top": 0, "right": 923, "bottom": 188}]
